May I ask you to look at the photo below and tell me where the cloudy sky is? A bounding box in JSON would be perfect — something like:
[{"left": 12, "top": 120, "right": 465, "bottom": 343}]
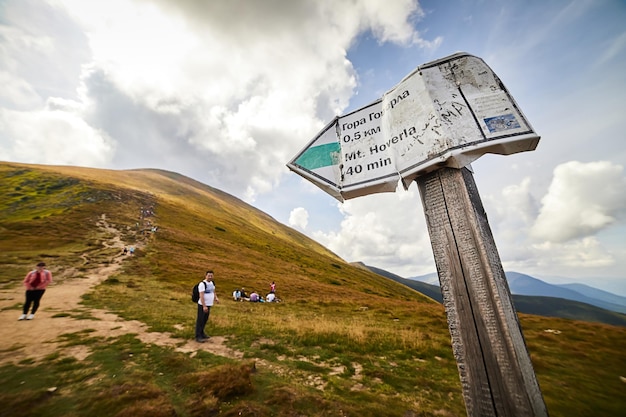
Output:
[{"left": 2, "top": 0, "right": 625, "bottom": 295}]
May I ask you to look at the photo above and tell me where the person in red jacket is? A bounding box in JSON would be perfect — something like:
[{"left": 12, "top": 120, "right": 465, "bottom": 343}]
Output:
[{"left": 19, "top": 262, "right": 53, "bottom": 320}]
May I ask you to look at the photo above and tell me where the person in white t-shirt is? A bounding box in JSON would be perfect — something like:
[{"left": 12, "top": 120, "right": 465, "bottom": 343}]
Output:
[
  {"left": 195, "top": 270, "right": 220, "bottom": 342},
  {"left": 266, "top": 292, "right": 276, "bottom": 303}
]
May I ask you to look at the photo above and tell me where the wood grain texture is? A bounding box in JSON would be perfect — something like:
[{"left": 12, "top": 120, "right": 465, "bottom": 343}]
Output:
[{"left": 417, "top": 167, "right": 548, "bottom": 417}]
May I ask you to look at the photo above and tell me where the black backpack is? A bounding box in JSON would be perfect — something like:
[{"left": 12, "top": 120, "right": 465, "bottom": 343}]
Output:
[{"left": 191, "top": 281, "right": 203, "bottom": 303}]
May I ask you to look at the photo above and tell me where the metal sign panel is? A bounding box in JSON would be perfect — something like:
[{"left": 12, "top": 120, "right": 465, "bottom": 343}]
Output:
[{"left": 288, "top": 52, "right": 539, "bottom": 201}]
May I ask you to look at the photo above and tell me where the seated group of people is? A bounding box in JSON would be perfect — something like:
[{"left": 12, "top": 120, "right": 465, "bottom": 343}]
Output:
[{"left": 232, "top": 288, "right": 279, "bottom": 303}]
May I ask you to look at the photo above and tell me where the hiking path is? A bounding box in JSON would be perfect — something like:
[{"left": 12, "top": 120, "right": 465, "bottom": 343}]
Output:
[{"left": 0, "top": 214, "right": 242, "bottom": 366}]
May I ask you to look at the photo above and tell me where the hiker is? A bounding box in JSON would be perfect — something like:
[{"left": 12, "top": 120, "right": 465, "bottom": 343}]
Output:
[
  {"left": 232, "top": 288, "right": 241, "bottom": 301},
  {"left": 270, "top": 281, "right": 276, "bottom": 293},
  {"left": 239, "top": 287, "right": 248, "bottom": 301},
  {"left": 19, "top": 262, "right": 53, "bottom": 320},
  {"left": 195, "top": 270, "right": 220, "bottom": 343},
  {"left": 249, "top": 291, "right": 259, "bottom": 302},
  {"left": 266, "top": 292, "right": 276, "bottom": 303}
]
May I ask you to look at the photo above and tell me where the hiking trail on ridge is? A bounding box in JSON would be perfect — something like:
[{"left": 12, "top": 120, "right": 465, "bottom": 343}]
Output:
[{"left": 0, "top": 214, "right": 242, "bottom": 366}]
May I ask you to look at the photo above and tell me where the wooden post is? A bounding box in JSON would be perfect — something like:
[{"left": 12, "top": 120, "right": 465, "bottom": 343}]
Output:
[{"left": 417, "top": 167, "right": 548, "bottom": 417}]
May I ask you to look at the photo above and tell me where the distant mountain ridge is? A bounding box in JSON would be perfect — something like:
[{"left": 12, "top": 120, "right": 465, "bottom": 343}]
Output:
[
  {"left": 355, "top": 264, "right": 626, "bottom": 327},
  {"left": 410, "top": 271, "right": 626, "bottom": 315},
  {"left": 505, "top": 272, "right": 626, "bottom": 314},
  {"left": 559, "top": 283, "right": 626, "bottom": 307}
]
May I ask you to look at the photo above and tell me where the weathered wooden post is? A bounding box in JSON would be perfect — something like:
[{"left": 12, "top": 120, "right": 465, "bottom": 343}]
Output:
[
  {"left": 418, "top": 167, "right": 547, "bottom": 416},
  {"left": 288, "top": 52, "right": 548, "bottom": 416}
]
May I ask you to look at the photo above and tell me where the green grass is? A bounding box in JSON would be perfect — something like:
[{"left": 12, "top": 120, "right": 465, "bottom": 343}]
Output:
[{"left": 1, "top": 162, "right": 625, "bottom": 417}]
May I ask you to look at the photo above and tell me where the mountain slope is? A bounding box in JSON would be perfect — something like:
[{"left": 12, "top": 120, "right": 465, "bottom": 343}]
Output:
[
  {"left": 352, "top": 262, "right": 443, "bottom": 303},
  {"left": 1, "top": 161, "right": 626, "bottom": 417},
  {"left": 510, "top": 295, "right": 626, "bottom": 326},
  {"left": 0, "top": 162, "right": 396, "bottom": 299}
]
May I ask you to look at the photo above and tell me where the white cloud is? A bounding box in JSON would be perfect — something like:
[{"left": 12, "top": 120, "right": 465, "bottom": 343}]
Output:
[
  {"left": 312, "top": 186, "right": 434, "bottom": 276},
  {"left": 288, "top": 207, "right": 309, "bottom": 230},
  {"left": 531, "top": 237, "right": 615, "bottom": 269},
  {"left": 0, "top": 106, "right": 116, "bottom": 166},
  {"left": 0, "top": 71, "right": 43, "bottom": 110},
  {"left": 468, "top": 161, "right": 626, "bottom": 283},
  {"left": 0, "top": 0, "right": 88, "bottom": 108},
  {"left": 0, "top": 0, "right": 438, "bottom": 206},
  {"left": 485, "top": 177, "right": 538, "bottom": 234},
  {"left": 531, "top": 161, "right": 626, "bottom": 243},
  {"left": 29, "top": 0, "right": 430, "bottom": 202},
  {"left": 306, "top": 162, "right": 625, "bottom": 281}
]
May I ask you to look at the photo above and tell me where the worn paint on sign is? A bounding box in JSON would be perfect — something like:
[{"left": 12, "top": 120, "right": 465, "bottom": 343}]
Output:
[{"left": 287, "top": 52, "right": 539, "bottom": 201}]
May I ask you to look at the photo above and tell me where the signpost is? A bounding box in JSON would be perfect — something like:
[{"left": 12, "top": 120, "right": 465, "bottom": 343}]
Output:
[
  {"left": 288, "top": 53, "right": 548, "bottom": 416},
  {"left": 288, "top": 52, "right": 539, "bottom": 202}
]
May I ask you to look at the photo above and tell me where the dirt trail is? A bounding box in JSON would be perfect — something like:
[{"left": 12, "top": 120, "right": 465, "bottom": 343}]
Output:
[{"left": 0, "top": 214, "right": 242, "bottom": 365}]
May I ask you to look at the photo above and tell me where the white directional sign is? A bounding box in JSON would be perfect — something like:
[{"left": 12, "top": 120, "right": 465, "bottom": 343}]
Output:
[{"left": 288, "top": 52, "right": 540, "bottom": 202}]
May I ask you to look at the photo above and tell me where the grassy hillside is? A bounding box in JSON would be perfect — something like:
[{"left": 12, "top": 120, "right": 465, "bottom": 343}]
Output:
[
  {"left": 356, "top": 262, "right": 445, "bottom": 303},
  {"left": 511, "top": 295, "right": 626, "bottom": 327},
  {"left": 1, "top": 161, "right": 625, "bottom": 417}
]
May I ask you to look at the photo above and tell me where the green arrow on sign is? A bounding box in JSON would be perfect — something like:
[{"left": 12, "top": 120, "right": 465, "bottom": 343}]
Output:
[{"left": 294, "top": 142, "right": 341, "bottom": 170}]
